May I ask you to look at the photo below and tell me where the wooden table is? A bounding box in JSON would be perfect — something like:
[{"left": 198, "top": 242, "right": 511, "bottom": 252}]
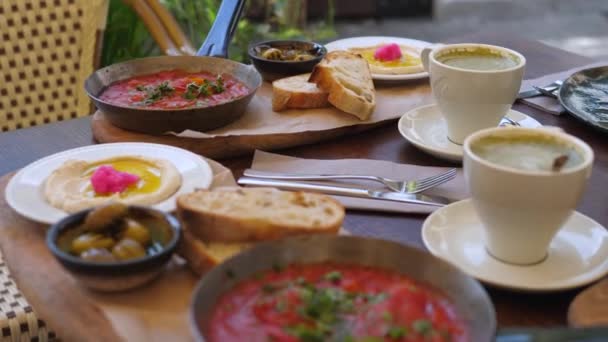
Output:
[{"left": 0, "top": 32, "right": 604, "bottom": 328}]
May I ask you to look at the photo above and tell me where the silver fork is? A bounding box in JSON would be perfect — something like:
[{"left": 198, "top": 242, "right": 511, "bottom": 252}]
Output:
[{"left": 242, "top": 168, "right": 458, "bottom": 194}]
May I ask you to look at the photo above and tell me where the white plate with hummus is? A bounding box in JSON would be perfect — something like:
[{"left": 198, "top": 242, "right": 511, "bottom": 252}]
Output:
[
  {"left": 5, "top": 142, "right": 213, "bottom": 224},
  {"left": 324, "top": 36, "right": 434, "bottom": 81}
]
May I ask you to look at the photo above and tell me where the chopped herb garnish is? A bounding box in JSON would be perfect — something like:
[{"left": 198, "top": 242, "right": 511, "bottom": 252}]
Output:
[
  {"left": 181, "top": 76, "right": 225, "bottom": 100},
  {"left": 382, "top": 311, "right": 393, "bottom": 322},
  {"left": 324, "top": 271, "right": 342, "bottom": 283},
  {"left": 262, "top": 284, "right": 277, "bottom": 293},
  {"left": 366, "top": 292, "right": 388, "bottom": 304},
  {"left": 285, "top": 324, "right": 326, "bottom": 342},
  {"left": 213, "top": 75, "right": 225, "bottom": 93},
  {"left": 275, "top": 300, "right": 287, "bottom": 312},
  {"left": 135, "top": 81, "right": 175, "bottom": 105},
  {"left": 296, "top": 276, "right": 307, "bottom": 286},
  {"left": 386, "top": 326, "right": 407, "bottom": 339},
  {"left": 412, "top": 319, "right": 433, "bottom": 335}
]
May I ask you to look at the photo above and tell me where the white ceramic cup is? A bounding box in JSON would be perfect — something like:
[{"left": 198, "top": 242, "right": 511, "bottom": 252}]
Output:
[
  {"left": 421, "top": 43, "right": 526, "bottom": 144},
  {"left": 463, "top": 127, "right": 593, "bottom": 265}
]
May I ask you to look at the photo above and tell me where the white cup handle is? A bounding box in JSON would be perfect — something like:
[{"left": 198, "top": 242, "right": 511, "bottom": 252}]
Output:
[{"left": 421, "top": 47, "right": 432, "bottom": 72}]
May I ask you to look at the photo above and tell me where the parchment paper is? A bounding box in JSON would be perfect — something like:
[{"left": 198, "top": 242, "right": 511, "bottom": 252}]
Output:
[
  {"left": 175, "top": 80, "right": 433, "bottom": 137},
  {"left": 250, "top": 151, "right": 467, "bottom": 214}
]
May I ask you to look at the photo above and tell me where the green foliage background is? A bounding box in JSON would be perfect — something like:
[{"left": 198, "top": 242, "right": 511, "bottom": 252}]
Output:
[{"left": 101, "top": 0, "right": 336, "bottom": 67}]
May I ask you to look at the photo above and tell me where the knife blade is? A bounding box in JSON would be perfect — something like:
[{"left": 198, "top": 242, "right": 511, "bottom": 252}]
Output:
[
  {"left": 517, "top": 88, "right": 543, "bottom": 99},
  {"left": 237, "top": 177, "right": 453, "bottom": 207},
  {"left": 517, "top": 81, "right": 562, "bottom": 99}
]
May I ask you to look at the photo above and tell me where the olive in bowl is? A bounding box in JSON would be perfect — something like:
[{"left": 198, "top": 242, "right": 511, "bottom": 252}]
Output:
[
  {"left": 248, "top": 40, "right": 327, "bottom": 81},
  {"left": 46, "top": 203, "right": 181, "bottom": 292}
]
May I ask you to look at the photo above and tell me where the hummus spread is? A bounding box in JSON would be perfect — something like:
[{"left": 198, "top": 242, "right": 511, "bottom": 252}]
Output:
[
  {"left": 349, "top": 44, "right": 424, "bottom": 75},
  {"left": 44, "top": 156, "right": 181, "bottom": 213}
]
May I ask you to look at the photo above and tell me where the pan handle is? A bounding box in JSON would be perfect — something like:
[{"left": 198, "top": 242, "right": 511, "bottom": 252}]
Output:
[{"left": 197, "top": 0, "right": 246, "bottom": 58}]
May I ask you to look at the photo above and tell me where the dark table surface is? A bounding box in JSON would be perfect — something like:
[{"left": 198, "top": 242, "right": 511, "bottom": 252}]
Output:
[{"left": 0, "top": 32, "right": 605, "bottom": 328}]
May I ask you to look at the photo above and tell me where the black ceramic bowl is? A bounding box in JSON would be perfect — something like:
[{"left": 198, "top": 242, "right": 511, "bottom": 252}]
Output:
[
  {"left": 47, "top": 205, "right": 181, "bottom": 292},
  {"left": 248, "top": 40, "right": 327, "bottom": 81}
]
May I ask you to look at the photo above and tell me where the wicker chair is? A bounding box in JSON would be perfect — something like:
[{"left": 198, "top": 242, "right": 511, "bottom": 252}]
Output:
[
  {"left": 0, "top": 0, "right": 196, "bottom": 133},
  {"left": 0, "top": 0, "right": 109, "bottom": 132},
  {"left": 0, "top": 1, "right": 193, "bottom": 340}
]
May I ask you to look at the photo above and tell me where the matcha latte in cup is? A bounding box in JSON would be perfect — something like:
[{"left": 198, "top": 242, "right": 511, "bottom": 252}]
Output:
[
  {"left": 421, "top": 43, "right": 526, "bottom": 144},
  {"left": 463, "top": 127, "right": 593, "bottom": 265}
]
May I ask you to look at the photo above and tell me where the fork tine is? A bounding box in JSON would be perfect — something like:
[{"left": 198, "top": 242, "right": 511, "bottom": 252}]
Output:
[
  {"left": 411, "top": 169, "right": 457, "bottom": 193},
  {"left": 412, "top": 173, "right": 456, "bottom": 193},
  {"left": 415, "top": 168, "right": 457, "bottom": 187}
]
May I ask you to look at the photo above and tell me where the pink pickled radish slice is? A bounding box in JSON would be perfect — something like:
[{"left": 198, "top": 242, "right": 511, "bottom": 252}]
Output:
[
  {"left": 374, "top": 43, "right": 402, "bottom": 61},
  {"left": 90, "top": 165, "right": 140, "bottom": 194}
]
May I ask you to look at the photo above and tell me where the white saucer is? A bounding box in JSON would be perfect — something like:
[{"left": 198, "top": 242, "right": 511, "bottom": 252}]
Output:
[
  {"left": 398, "top": 104, "right": 542, "bottom": 162},
  {"left": 422, "top": 199, "right": 608, "bottom": 292},
  {"left": 5, "top": 142, "right": 213, "bottom": 224},
  {"left": 324, "top": 36, "right": 434, "bottom": 81}
]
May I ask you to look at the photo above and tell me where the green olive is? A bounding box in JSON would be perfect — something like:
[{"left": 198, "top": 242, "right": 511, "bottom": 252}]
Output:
[
  {"left": 111, "top": 238, "right": 146, "bottom": 260},
  {"left": 83, "top": 202, "right": 129, "bottom": 232},
  {"left": 121, "top": 219, "right": 151, "bottom": 246},
  {"left": 71, "top": 233, "right": 115, "bottom": 255},
  {"left": 294, "top": 54, "right": 313, "bottom": 61},
  {"left": 80, "top": 248, "right": 116, "bottom": 262},
  {"left": 261, "top": 48, "right": 283, "bottom": 60}
]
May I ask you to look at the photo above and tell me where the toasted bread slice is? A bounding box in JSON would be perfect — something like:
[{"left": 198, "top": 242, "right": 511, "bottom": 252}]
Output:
[
  {"left": 176, "top": 187, "right": 344, "bottom": 243},
  {"left": 309, "top": 51, "right": 376, "bottom": 120},
  {"left": 178, "top": 229, "right": 251, "bottom": 276},
  {"left": 272, "top": 74, "right": 330, "bottom": 111}
]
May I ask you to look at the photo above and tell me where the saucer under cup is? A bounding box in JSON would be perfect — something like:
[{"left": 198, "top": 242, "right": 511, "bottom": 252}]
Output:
[
  {"left": 422, "top": 199, "right": 608, "bottom": 292},
  {"left": 398, "top": 104, "right": 542, "bottom": 162}
]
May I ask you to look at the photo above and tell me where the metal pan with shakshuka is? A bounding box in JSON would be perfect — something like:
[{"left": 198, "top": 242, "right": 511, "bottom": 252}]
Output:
[
  {"left": 85, "top": 0, "right": 262, "bottom": 135},
  {"left": 190, "top": 235, "right": 496, "bottom": 342}
]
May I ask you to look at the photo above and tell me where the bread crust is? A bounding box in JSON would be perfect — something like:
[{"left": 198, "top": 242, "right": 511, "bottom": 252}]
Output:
[
  {"left": 272, "top": 74, "right": 330, "bottom": 111},
  {"left": 309, "top": 51, "right": 376, "bottom": 120},
  {"left": 176, "top": 187, "right": 344, "bottom": 243}
]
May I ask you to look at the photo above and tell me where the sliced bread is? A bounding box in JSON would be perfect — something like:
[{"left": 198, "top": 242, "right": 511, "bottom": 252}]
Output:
[
  {"left": 176, "top": 187, "right": 344, "bottom": 243},
  {"left": 178, "top": 229, "right": 251, "bottom": 276},
  {"left": 308, "top": 51, "right": 376, "bottom": 120},
  {"left": 272, "top": 73, "right": 330, "bottom": 111}
]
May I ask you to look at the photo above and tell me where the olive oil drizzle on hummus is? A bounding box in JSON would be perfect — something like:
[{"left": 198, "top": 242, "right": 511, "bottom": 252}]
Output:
[{"left": 83, "top": 159, "right": 163, "bottom": 197}]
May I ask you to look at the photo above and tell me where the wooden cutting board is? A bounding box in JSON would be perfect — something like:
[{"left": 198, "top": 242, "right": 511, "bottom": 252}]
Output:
[
  {"left": 568, "top": 278, "right": 608, "bottom": 327},
  {"left": 91, "top": 81, "right": 433, "bottom": 159},
  {"left": 92, "top": 111, "right": 385, "bottom": 160},
  {"left": 0, "top": 171, "right": 351, "bottom": 341}
]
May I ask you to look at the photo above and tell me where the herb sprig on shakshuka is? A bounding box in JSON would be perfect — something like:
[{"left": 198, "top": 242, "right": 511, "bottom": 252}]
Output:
[
  {"left": 99, "top": 70, "right": 250, "bottom": 109},
  {"left": 208, "top": 263, "right": 467, "bottom": 342}
]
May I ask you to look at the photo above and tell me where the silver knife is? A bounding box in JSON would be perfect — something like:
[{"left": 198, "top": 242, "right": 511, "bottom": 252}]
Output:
[
  {"left": 517, "top": 80, "right": 562, "bottom": 99},
  {"left": 237, "top": 177, "right": 453, "bottom": 207}
]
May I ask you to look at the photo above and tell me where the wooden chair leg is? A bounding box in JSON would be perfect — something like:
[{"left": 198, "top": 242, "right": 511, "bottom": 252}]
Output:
[
  {"left": 144, "top": 0, "right": 196, "bottom": 55},
  {"left": 120, "top": 0, "right": 183, "bottom": 56}
]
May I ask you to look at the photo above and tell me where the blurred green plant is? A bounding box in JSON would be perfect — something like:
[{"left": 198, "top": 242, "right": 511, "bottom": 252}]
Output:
[{"left": 101, "top": 0, "right": 336, "bottom": 66}]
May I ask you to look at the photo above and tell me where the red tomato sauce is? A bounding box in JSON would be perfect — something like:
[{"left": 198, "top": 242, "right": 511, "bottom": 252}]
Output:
[
  {"left": 99, "top": 70, "right": 250, "bottom": 109},
  {"left": 207, "top": 263, "right": 468, "bottom": 342}
]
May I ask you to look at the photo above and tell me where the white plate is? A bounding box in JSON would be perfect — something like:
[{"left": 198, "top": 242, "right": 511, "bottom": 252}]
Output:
[
  {"left": 422, "top": 199, "right": 608, "bottom": 292},
  {"left": 5, "top": 143, "right": 213, "bottom": 224},
  {"left": 324, "top": 36, "right": 434, "bottom": 81},
  {"left": 398, "top": 104, "right": 543, "bottom": 162}
]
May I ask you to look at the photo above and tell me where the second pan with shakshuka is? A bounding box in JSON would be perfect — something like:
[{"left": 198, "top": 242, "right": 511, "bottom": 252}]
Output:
[{"left": 84, "top": 0, "right": 262, "bottom": 135}]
